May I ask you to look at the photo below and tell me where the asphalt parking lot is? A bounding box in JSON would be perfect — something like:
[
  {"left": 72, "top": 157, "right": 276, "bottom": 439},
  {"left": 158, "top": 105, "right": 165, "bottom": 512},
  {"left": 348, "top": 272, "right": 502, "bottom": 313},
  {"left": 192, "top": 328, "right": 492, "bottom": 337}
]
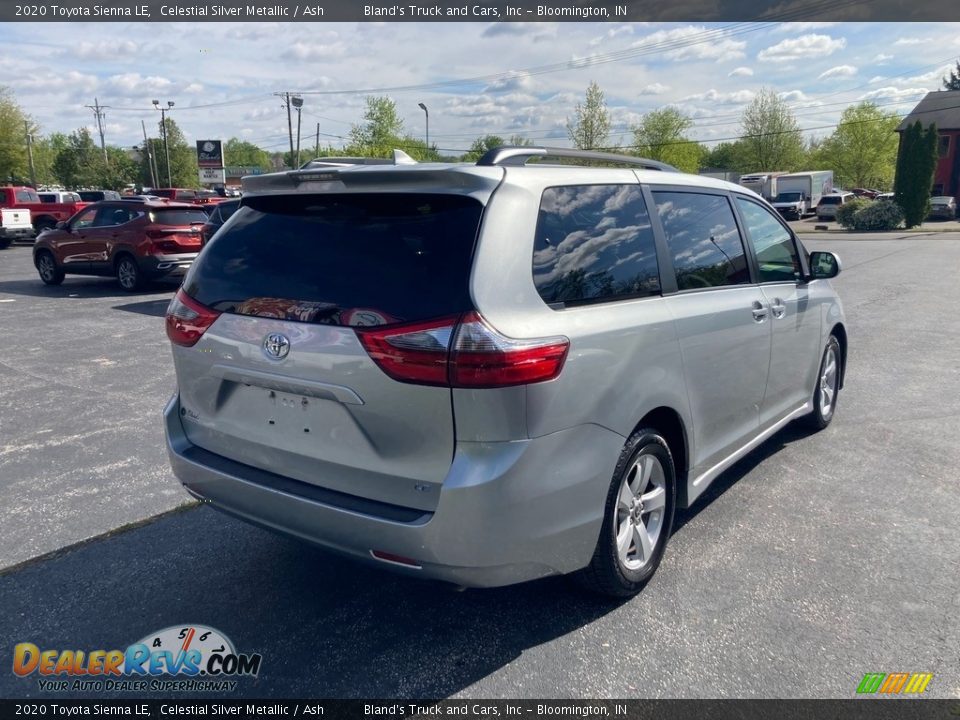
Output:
[{"left": 1, "top": 233, "right": 959, "bottom": 699}]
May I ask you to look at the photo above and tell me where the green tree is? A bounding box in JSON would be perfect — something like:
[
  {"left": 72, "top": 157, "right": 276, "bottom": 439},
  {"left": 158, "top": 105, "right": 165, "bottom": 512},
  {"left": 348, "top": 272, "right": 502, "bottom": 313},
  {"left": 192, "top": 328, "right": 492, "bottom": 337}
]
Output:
[
  {"left": 739, "top": 88, "right": 805, "bottom": 172},
  {"left": 152, "top": 117, "right": 197, "bottom": 187},
  {"left": 567, "top": 81, "right": 611, "bottom": 150},
  {"left": 894, "top": 121, "right": 939, "bottom": 228},
  {"left": 462, "top": 135, "right": 505, "bottom": 162},
  {"left": 53, "top": 128, "right": 101, "bottom": 188},
  {"left": 224, "top": 138, "right": 271, "bottom": 168},
  {"left": 0, "top": 87, "right": 32, "bottom": 182},
  {"left": 701, "top": 141, "right": 749, "bottom": 172},
  {"left": 96, "top": 147, "right": 138, "bottom": 190},
  {"left": 814, "top": 102, "right": 901, "bottom": 190},
  {"left": 632, "top": 107, "right": 703, "bottom": 172},
  {"left": 507, "top": 134, "right": 533, "bottom": 147},
  {"left": 943, "top": 60, "right": 960, "bottom": 91},
  {"left": 347, "top": 96, "right": 404, "bottom": 157}
]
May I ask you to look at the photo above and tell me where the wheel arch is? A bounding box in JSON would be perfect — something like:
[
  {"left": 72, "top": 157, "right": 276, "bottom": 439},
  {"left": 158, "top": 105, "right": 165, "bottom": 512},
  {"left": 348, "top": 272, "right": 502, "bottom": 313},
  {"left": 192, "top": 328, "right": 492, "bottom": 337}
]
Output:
[
  {"left": 829, "top": 322, "right": 848, "bottom": 389},
  {"left": 630, "top": 406, "right": 691, "bottom": 508}
]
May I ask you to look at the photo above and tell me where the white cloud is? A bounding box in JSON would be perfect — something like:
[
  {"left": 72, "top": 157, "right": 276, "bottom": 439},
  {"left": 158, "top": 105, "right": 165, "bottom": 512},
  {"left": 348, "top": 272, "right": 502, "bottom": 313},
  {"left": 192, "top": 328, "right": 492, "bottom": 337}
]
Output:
[
  {"left": 638, "top": 83, "right": 669, "bottom": 95},
  {"left": 757, "top": 34, "right": 846, "bottom": 63},
  {"left": 893, "top": 37, "right": 930, "bottom": 46},
  {"left": 859, "top": 86, "right": 928, "bottom": 102},
  {"left": 630, "top": 26, "right": 747, "bottom": 62},
  {"left": 779, "top": 90, "right": 809, "bottom": 102},
  {"left": 683, "top": 89, "right": 756, "bottom": 104},
  {"left": 68, "top": 40, "right": 138, "bottom": 60},
  {"left": 282, "top": 41, "right": 346, "bottom": 61},
  {"left": 818, "top": 65, "right": 857, "bottom": 80},
  {"left": 589, "top": 24, "right": 637, "bottom": 46},
  {"left": 873, "top": 53, "right": 893, "bottom": 63},
  {"left": 728, "top": 67, "right": 753, "bottom": 77},
  {"left": 774, "top": 22, "right": 836, "bottom": 33},
  {"left": 485, "top": 71, "right": 532, "bottom": 93},
  {"left": 105, "top": 72, "right": 173, "bottom": 96},
  {"left": 18, "top": 70, "right": 99, "bottom": 94}
]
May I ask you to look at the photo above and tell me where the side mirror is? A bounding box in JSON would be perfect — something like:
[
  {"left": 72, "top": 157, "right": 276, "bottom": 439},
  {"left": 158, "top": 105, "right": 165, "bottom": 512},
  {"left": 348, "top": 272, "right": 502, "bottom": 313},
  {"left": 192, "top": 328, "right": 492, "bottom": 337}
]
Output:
[{"left": 809, "top": 251, "right": 841, "bottom": 279}]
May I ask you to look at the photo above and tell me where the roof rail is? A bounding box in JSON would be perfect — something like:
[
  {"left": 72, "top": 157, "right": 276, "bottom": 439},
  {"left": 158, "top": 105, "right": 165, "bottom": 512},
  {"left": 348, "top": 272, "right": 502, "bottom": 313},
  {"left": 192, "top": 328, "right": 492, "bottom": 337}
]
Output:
[
  {"left": 299, "top": 149, "right": 418, "bottom": 169},
  {"left": 476, "top": 146, "right": 678, "bottom": 172}
]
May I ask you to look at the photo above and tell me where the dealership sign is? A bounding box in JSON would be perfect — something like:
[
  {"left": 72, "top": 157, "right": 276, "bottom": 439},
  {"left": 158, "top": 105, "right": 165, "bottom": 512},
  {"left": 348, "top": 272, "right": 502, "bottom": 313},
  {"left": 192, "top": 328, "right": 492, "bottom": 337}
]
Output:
[{"left": 196, "top": 140, "right": 224, "bottom": 169}]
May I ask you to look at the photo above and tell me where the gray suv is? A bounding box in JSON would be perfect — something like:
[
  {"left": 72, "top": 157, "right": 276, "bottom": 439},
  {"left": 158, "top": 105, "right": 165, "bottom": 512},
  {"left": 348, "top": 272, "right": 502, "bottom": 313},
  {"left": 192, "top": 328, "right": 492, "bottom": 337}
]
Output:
[{"left": 164, "top": 147, "right": 846, "bottom": 597}]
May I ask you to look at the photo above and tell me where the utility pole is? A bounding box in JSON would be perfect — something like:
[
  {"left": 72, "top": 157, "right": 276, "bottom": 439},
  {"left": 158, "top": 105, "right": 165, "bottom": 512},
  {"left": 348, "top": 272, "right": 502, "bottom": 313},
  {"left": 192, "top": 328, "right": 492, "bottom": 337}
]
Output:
[
  {"left": 85, "top": 97, "right": 109, "bottom": 165},
  {"left": 292, "top": 96, "right": 303, "bottom": 168},
  {"left": 141, "top": 120, "right": 158, "bottom": 189},
  {"left": 274, "top": 92, "right": 298, "bottom": 168},
  {"left": 24, "top": 121, "right": 37, "bottom": 188},
  {"left": 315, "top": 123, "right": 320, "bottom": 159},
  {"left": 152, "top": 100, "right": 174, "bottom": 187}
]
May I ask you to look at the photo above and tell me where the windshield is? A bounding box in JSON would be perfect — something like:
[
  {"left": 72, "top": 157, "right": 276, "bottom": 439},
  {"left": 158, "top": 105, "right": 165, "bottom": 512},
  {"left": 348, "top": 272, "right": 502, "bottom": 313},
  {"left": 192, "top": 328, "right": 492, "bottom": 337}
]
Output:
[{"left": 775, "top": 193, "right": 802, "bottom": 203}]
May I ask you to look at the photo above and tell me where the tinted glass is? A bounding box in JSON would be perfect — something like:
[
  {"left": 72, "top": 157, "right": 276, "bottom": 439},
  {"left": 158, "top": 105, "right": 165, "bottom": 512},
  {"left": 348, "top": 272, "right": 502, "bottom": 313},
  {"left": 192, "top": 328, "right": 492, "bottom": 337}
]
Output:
[
  {"left": 653, "top": 192, "right": 750, "bottom": 290},
  {"left": 184, "top": 193, "right": 482, "bottom": 327},
  {"left": 72, "top": 208, "right": 98, "bottom": 229},
  {"left": 819, "top": 196, "right": 842, "bottom": 205},
  {"left": 735, "top": 197, "right": 801, "bottom": 283},
  {"left": 38, "top": 194, "right": 56, "bottom": 203},
  {"left": 95, "top": 206, "right": 138, "bottom": 227},
  {"left": 149, "top": 208, "right": 209, "bottom": 226},
  {"left": 533, "top": 185, "right": 660, "bottom": 307},
  {"left": 16, "top": 190, "right": 40, "bottom": 203},
  {"left": 219, "top": 201, "right": 240, "bottom": 222}
]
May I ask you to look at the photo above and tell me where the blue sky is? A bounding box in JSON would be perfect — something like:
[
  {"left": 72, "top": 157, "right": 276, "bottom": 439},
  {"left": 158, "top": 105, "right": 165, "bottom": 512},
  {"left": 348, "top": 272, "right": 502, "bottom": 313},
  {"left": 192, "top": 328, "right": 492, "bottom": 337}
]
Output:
[{"left": 1, "top": 21, "right": 958, "bottom": 154}]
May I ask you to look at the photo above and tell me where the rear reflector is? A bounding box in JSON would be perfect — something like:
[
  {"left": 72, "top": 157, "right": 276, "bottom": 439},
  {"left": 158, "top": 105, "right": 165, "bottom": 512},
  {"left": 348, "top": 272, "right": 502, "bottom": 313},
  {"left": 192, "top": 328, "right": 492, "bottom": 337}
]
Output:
[
  {"left": 356, "top": 311, "right": 568, "bottom": 389},
  {"left": 370, "top": 550, "right": 422, "bottom": 568},
  {"left": 165, "top": 289, "right": 220, "bottom": 347}
]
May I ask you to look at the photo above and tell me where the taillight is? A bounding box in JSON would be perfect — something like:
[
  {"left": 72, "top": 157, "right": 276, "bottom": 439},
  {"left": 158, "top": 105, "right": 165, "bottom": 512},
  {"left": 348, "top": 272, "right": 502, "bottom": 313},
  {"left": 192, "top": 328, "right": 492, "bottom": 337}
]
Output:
[
  {"left": 356, "top": 316, "right": 457, "bottom": 386},
  {"left": 165, "top": 289, "right": 220, "bottom": 347},
  {"left": 356, "top": 312, "right": 569, "bottom": 389},
  {"left": 450, "top": 312, "right": 569, "bottom": 388}
]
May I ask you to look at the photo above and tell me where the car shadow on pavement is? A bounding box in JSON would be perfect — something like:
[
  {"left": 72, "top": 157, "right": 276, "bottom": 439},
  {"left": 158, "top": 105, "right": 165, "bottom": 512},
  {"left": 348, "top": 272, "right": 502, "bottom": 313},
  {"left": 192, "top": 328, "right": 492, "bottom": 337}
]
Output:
[
  {"left": 0, "top": 505, "right": 627, "bottom": 700},
  {"left": 112, "top": 299, "right": 172, "bottom": 317},
  {"left": 0, "top": 278, "right": 175, "bottom": 300},
  {"left": 673, "top": 422, "right": 811, "bottom": 534}
]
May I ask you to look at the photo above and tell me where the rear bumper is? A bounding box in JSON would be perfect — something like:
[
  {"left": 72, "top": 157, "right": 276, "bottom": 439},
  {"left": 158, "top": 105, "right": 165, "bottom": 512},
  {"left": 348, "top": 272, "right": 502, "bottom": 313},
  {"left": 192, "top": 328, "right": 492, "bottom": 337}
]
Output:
[
  {"left": 0, "top": 226, "right": 34, "bottom": 239},
  {"left": 164, "top": 394, "right": 623, "bottom": 587},
  {"left": 141, "top": 252, "right": 198, "bottom": 279}
]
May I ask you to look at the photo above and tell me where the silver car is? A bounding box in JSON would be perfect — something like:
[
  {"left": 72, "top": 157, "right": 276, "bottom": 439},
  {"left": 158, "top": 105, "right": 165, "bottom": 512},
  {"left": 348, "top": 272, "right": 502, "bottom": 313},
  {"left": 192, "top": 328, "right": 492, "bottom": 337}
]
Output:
[{"left": 164, "top": 147, "right": 846, "bottom": 596}]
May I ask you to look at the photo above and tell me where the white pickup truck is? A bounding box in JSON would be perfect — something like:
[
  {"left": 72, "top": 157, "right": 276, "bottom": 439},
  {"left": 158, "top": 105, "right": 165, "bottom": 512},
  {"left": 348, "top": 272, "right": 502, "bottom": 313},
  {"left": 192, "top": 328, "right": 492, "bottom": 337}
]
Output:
[{"left": 0, "top": 207, "right": 33, "bottom": 249}]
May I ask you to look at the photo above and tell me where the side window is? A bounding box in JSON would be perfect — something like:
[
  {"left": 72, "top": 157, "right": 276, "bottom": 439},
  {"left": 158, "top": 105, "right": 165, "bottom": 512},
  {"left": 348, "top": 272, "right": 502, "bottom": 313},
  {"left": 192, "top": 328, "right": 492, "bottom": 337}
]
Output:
[
  {"left": 71, "top": 208, "right": 99, "bottom": 230},
  {"left": 16, "top": 190, "right": 40, "bottom": 203},
  {"left": 652, "top": 191, "right": 750, "bottom": 290},
  {"left": 532, "top": 184, "right": 661, "bottom": 307},
  {"left": 94, "top": 206, "right": 136, "bottom": 227},
  {"left": 735, "top": 197, "right": 802, "bottom": 283}
]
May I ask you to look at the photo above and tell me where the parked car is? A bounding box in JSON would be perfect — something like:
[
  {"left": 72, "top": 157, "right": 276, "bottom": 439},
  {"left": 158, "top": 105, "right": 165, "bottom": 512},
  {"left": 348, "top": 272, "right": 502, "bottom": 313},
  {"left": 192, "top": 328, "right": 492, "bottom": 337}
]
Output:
[
  {"left": 817, "top": 191, "right": 855, "bottom": 221},
  {"left": 200, "top": 199, "right": 241, "bottom": 245},
  {"left": 33, "top": 199, "right": 209, "bottom": 291},
  {"left": 850, "top": 188, "right": 879, "bottom": 199},
  {"left": 153, "top": 188, "right": 225, "bottom": 208},
  {"left": 78, "top": 190, "right": 122, "bottom": 202},
  {"left": 927, "top": 196, "right": 957, "bottom": 220},
  {"left": 0, "top": 207, "right": 32, "bottom": 249},
  {"left": 876, "top": 192, "right": 895, "bottom": 201},
  {"left": 39, "top": 191, "right": 84, "bottom": 205},
  {"left": 0, "top": 185, "right": 90, "bottom": 234},
  {"left": 164, "top": 146, "right": 847, "bottom": 597},
  {"left": 119, "top": 194, "right": 164, "bottom": 203}
]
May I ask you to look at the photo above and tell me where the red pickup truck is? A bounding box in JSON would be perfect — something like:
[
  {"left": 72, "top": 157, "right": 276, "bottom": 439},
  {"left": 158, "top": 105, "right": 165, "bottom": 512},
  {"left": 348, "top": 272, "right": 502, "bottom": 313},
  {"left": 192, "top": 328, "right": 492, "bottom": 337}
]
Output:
[{"left": 0, "top": 186, "right": 91, "bottom": 235}]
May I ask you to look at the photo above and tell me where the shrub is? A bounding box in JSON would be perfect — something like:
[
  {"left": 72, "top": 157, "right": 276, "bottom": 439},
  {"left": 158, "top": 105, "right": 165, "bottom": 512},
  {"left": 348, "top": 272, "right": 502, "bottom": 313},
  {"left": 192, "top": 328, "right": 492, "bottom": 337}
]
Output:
[
  {"left": 850, "top": 199, "right": 904, "bottom": 231},
  {"left": 835, "top": 198, "right": 869, "bottom": 228}
]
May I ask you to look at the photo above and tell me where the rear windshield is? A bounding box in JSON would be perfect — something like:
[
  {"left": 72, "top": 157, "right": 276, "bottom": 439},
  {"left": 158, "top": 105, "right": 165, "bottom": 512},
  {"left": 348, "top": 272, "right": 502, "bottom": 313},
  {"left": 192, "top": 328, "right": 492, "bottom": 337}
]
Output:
[
  {"left": 149, "top": 208, "right": 209, "bottom": 225},
  {"left": 183, "top": 193, "right": 482, "bottom": 327},
  {"left": 819, "top": 196, "right": 842, "bottom": 205},
  {"left": 775, "top": 193, "right": 801, "bottom": 202},
  {"left": 218, "top": 202, "right": 240, "bottom": 222}
]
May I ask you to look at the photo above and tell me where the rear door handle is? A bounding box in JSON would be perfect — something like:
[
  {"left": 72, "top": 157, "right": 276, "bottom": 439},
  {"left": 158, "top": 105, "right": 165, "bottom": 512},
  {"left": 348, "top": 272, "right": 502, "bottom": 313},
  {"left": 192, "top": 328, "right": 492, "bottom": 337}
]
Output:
[
  {"left": 771, "top": 299, "right": 786, "bottom": 319},
  {"left": 751, "top": 301, "right": 768, "bottom": 322}
]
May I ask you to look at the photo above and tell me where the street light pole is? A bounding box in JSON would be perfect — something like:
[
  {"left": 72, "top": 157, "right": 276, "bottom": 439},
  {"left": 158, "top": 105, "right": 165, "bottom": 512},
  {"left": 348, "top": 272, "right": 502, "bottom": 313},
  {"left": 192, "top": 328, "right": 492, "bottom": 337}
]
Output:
[
  {"left": 153, "top": 100, "right": 174, "bottom": 188},
  {"left": 418, "top": 102, "right": 429, "bottom": 154},
  {"left": 292, "top": 96, "right": 304, "bottom": 168}
]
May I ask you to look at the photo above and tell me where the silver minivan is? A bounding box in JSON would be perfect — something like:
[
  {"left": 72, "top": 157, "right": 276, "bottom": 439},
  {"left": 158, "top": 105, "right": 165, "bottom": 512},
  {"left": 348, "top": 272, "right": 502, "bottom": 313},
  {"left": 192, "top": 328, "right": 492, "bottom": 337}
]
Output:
[{"left": 164, "top": 147, "right": 846, "bottom": 596}]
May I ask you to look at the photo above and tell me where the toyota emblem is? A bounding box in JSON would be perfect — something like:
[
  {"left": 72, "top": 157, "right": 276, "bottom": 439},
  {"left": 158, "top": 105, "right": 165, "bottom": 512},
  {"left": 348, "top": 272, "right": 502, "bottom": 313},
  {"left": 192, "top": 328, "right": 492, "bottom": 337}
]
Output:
[{"left": 262, "top": 333, "right": 291, "bottom": 360}]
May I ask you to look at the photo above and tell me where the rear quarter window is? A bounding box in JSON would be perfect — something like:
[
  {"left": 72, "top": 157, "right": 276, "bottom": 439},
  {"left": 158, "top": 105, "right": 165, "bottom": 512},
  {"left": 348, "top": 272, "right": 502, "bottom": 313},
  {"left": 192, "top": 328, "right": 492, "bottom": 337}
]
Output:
[
  {"left": 150, "top": 209, "right": 209, "bottom": 226},
  {"left": 532, "top": 184, "right": 661, "bottom": 307}
]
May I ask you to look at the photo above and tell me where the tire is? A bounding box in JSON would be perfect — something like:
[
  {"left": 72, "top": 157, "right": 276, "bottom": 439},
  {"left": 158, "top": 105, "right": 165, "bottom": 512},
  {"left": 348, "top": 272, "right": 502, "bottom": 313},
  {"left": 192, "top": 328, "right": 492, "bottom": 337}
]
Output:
[
  {"left": 576, "top": 429, "right": 676, "bottom": 597},
  {"left": 115, "top": 255, "right": 142, "bottom": 292},
  {"left": 35, "top": 250, "right": 64, "bottom": 286},
  {"left": 803, "top": 335, "right": 841, "bottom": 431},
  {"left": 33, "top": 218, "right": 57, "bottom": 235},
  {"left": 0, "top": 238, "right": 10, "bottom": 250}
]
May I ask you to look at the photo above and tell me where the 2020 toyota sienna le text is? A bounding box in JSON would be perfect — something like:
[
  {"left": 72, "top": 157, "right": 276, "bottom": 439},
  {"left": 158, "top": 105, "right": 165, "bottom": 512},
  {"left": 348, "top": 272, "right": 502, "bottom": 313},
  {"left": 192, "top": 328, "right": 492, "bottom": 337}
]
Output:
[{"left": 164, "top": 147, "right": 846, "bottom": 597}]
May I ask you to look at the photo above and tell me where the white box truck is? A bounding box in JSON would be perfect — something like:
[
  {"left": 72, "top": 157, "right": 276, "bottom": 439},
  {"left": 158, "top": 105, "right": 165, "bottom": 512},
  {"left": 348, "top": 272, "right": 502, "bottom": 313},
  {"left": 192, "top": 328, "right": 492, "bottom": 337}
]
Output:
[
  {"left": 771, "top": 171, "right": 834, "bottom": 219},
  {"left": 739, "top": 172, "right": 789, "bottom": 201}
]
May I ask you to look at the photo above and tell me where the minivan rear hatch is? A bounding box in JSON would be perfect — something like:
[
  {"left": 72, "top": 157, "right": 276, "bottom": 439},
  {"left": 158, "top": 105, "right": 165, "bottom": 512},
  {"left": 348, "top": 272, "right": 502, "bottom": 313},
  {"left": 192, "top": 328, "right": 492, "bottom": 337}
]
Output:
[{"left": 172, "top": 192, "right": 483, "bottom": 512}]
